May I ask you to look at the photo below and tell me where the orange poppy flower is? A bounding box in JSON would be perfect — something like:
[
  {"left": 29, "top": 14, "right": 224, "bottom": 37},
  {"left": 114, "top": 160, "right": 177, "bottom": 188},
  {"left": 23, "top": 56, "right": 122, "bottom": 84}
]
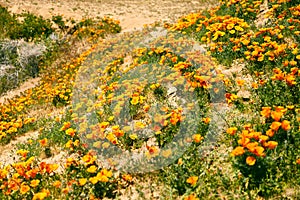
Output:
[
  {"left": 65, "top": 128, "right": 76, "bottom": 137},
  {"left": 184, "top": 194, "right": 199, "bottom": 200},
  {"left": 39, "top": 138, "right": 48, "bottom": 147},
  {"left": 60, "top": 121, "right": 71, "bottom": 131},
  {"left": 271, "top": 111, "right": 283, "bottom": 121},
  {"left": 99, "top": 121, "right": 110, "bottom": 129},
  {"left": 252, "top": 82, "right": 258, "bottom": 89},
  {"left": 122, "top": 174, "right": 133, "bottom": 182},
  {"left": 283, "top": 60, "right": 289, "bottom": 67},
  {"left": 290, "top": 60, "right": 297, "bottom": 66},
  {"left": 226, "top": 127, "right": 238, "bottom": 135},
  {"left": 52, "top": 180, "right": 61, "bottom": 188},
  {"left": 186, "top": 176, "right": 198, "bottom": 186},
  {"left": 266, "top": 129, "right": 275, "bottom": 137},
  {"left": 236, "top": 79, "right": 245, "bottom": 86},
  {"left": 246, "top": 142, "right": 258, "bottom": 151},
  {"left": 26, "top": 168, "right": 38, "bottom": 179},
  {"left": 20, "top": 183, "right": 30, "bottom": 194},
  {"left": 202, "top": 117, "right": 211, "bottom": 124},
  {"left": 285, "top": 74, "right": 296, "bottom": 86},
  {"left": 275, "top": 106, "right": 286, "bottom": 113},
  {"left": 62, "top": 187, "right": 70, "bottom": 194},
  {"left": 87, "top": 165, "right": 97, "bottom": 173},
  {"left": 231, "top": 146, "right": 245, "bottom": 156},
  {"left": 82, "top": 154, "right": 96, "bottom": 165},
  {"left": 257, "top": 55, "right": 264, "bottom": 62},
  {"left": 89, "top": 176, "right": 98, "bottom": 185},
  {"left": 79, "top": 178, "right": 87, "bottom": 186},
  {"left": 97, "top": 174, "right": 109, "bottom": 183},
  {"left": 281, "top": 120, "right": 291, "bottom": 131},
  {"left": 246, "top": 156, "right": 256, "bottom": 166},
  {"left": 226, "top": 23, "right": 235, "bottom": 30},
  {"left": 32, "top": 192, "right": 48, "bottom": 200},
  {"left": 243, "top": 124, "right": 252, "bottom": 131},
  {"left": 192, "top": 134, "right": 203, "bottom": 143},
  {"left": 265, "top": 141, "right": 278, "bottom": 149},
  {"left": 30, "top": 179, "right": 40, "bottom": 188},
  {"left": 250, "top": 132, "right": 262, "bottom": 140},
  {"left": 238, "top": 136, "right": 250, "bottom": 147},
  {"left": 290, "top": 67, "right": 299, "bottom": 75},
  {"left": 259, "top": 135, "right": 269, "bottom": 143},
  {"left": 45, "top": 164, "right": 58, "bottom": 174},
  {"left": 113, "top": 129, "right": 124, "bottom": 137},
  {"left": 270, "top": 121, "right": 281, "bottom": 131},
  {"left": 253, "top": 146, "right": 265, "bottom": 157},
  {"left": 143, "top": 104, "right": 150, "bottom": 112}
]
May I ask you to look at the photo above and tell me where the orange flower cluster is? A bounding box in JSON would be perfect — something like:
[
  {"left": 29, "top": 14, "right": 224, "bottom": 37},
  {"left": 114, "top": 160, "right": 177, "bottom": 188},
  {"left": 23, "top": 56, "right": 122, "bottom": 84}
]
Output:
[
  {"left": 0, "top": 16, "right": 123, "bottom": 199},
  {"left": 170, "top": 13, "right": 207, "bottom": 31},
  {"left": 0, "top": 45, "right": 93, "bottom": 143},
  {"left": 271, "top": 67, "right": 299, "bottom": 86},
  {"left": 130, "top": 93, "right": 146, "bottom": 105},
  {"left": 71, "top": 17, "right": 121, "bottom": 42},
  {"left": 197, "top": 15, "right": 250, "bottom": 43},
  {"left": 219, "top": 0, "right": 263, "bottom": 21},
  {"left": 225, "top": 93, "right": 238, "bottom": 104},
  {"left": 186, "top": 176, "right": 198, "bottom": 186},
  {"left": 0, "top": 15, "right": 122, "bottom": 144},
  {"left": 169, "top": 108, "right": 184, "bottom": 125},
  {"left": 230, "top": 105, "right": 296, "bottom": 166},
  {"left": 229, "top": 123, "right": 279, "bottom": 166},
  {"left": 0, "top": 157, "right": 58, "bottom": 197},
  {"left": 261, "top": 106, "right": 292, "bottom": 133},
  {"left": 89, "top": 168, "right": 113, "bottom": 184},
  {"left": 0, "top": 99, "right": 36, "bottom": 140},
  {"left": 242, "top": 27, "right": 295, "bottom": 64}
]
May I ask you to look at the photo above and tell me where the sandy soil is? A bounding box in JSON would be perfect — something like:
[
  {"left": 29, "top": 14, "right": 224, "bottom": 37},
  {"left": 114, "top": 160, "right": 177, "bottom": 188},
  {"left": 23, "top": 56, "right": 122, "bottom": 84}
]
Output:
[
  {"left": 1, "top": 0, "right": 214, "bottom": 32},
  {"left": 0, "top": 131, "right": 39, "bottom": 166},
  {"left": 0, "top": 77, "right": 40, "bottom": 104}
]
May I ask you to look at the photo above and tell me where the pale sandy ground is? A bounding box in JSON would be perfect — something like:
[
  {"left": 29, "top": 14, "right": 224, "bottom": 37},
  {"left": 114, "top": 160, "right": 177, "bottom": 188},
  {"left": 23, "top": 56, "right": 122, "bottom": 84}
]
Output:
[
  {"left": 0, "top": 131, "right": 39, "bottom": 166},
  {"left": 1, "top": 0, "right": 214, "bottom": 32},
  {"left": 0, "top": 77, "right": 40, "bottom": 104}
]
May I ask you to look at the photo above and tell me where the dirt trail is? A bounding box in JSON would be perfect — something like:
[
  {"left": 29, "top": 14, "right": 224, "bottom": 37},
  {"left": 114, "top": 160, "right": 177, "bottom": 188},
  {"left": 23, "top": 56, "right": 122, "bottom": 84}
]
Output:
[
  {"left": 1, "top": 0, "right": 211, "bottom": 32},
  {"left": 0, "top": 77, "right": 40, "bottom": 104},
  {"left": 0, "top": 131, "right": 39, "bottom": 166}
]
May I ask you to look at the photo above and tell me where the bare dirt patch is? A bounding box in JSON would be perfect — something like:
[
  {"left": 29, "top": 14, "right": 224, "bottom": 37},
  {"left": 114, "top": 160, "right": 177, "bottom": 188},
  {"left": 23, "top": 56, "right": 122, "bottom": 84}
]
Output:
[
  {"left": 0, "top": 130, "right": 39, "bottom": 166},
  {"left": 0, "top": 77, "right": 40, "bottom": 104},
  {"left": 1, "top": 0, "right": 215, "bottom": 32}
]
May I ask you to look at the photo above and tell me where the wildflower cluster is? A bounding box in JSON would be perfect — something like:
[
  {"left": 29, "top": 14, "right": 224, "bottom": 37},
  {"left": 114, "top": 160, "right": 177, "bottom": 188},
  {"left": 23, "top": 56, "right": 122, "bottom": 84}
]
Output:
[
  {"left": 168, "top": 0, "right": 300, "bottom": 198},
  {"left": 0, "top": 17, "right": 120, "bottom": 144},
  {"left": 0, "top": 14, "right": 123, "bottom": 199},
  {"left": 0, "top": 157, "right": 58, "bottom": 199},
  {"left": 217, "top": 0, "right": 263, "bottom": 21},
  {"left": 71, "top": 27, "right": 222, "bottom": 173}
]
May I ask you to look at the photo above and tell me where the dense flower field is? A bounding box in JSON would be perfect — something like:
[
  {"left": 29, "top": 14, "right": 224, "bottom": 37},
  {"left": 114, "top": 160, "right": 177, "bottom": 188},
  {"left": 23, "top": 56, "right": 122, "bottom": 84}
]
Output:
[{"left": 0, "top": 0, "right": 299, "bottom": 199}]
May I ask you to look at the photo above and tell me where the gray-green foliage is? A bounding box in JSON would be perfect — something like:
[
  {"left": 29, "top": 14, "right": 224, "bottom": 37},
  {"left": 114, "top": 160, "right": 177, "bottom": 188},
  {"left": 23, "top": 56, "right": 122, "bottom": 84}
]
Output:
[{"left": 0, "top": 40, "right": 46, "bottom": 95}]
